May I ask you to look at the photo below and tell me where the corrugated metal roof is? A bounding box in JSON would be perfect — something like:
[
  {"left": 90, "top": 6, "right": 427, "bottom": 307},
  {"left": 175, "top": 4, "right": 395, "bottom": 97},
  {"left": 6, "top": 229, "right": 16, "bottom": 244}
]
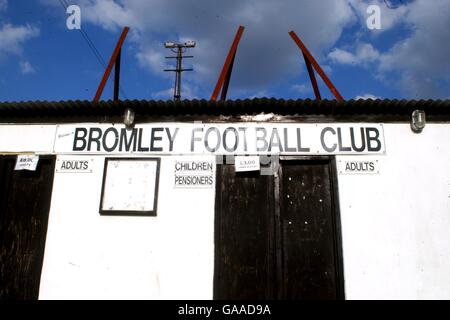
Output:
[{"left": 0, "top": 99, "right": 449, "bottom": 121}]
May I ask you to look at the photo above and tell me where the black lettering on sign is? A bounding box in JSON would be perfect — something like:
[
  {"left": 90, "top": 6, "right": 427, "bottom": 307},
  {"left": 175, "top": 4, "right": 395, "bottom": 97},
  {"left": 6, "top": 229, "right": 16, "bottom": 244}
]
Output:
[
  {"left": 284, "top": 128, "right": 296, "bottom": 152},
  {"left": 150, "top": 128, "right": 164, "bottom": 152},
  {"left": 69, "top": 125, "right": 382, "bottom": 154},
  {"left": 60, "top": 160, "right": 90, "bottom": 171},
  {"left": 175, "top": 161, "right": 213, "bottom": 171},
  {"left": 296, "top": 128, "right": 310, "bottom": 152},
  {"left": 73, "top": 128, "right": 88, "bottom": 151},
  {"left": 337, "top": 128, "right": 351, "bottom": 152},
  {"left": 205, "top": 127, "right": 221, "bottom": 152},
  {"left": 268, "top": 128, "right": 283, "bottom": 152},
  {"left": 256, "top": 127, "right": 268, "bottom": 152},
  {"left": 223, "top": 127, "right": 239, "bottom": 152},
  {"left": 191, "top": 128, "right": 203, "bottom": 152},
  {"left": 366, "top": 128, "right": 382, "bottom": 152},
  {"left": 321, "top": 127, "right": 337, "bottom": 152},
  {"left": 137, "top": 128, "right": 149, "bottom": 152},
  {"left": 166, "top": 128, "right": 179, "bottom": 152},
  {"left": 119, "top": 128, "right": 137, "bottom": 152},
  {"left": 238, "top": 127, "right": 248, "bottom": 152},
  {"left": 103, "top": 128, "right": 119, "bottom": 152},
  {"left": 344, "top": 161, "right": 376, "bottom": 172},
  {"left": 175, "top": 175, "right": 214, "bottom": 186},
  {"left": 345, "top": 162, "right": 351, "bottom": 171},
  {"left": 350, "top": 127, "right": 366, "bottom": 152},
  {"left": 88, "top": 128, "right": 102, "bottom": 151}
]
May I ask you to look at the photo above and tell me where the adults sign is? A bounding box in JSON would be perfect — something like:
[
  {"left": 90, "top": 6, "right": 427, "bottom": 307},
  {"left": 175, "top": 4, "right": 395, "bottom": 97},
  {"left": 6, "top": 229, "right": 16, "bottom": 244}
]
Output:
[{"left": 54, "top": 123, "right": 386, "bottom": 155}]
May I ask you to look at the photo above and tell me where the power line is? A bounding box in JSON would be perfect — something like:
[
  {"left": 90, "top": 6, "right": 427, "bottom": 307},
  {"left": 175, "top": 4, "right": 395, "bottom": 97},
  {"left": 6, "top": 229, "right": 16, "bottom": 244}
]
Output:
[
  {"left": 163, "top": 41, "right": 195, "bottom": 101},
  {"left": 58, "top": 0, "right": 105, "bottom": 68},
  {"left": 58, "top": 0, "right": 128, "bottom": 99}
]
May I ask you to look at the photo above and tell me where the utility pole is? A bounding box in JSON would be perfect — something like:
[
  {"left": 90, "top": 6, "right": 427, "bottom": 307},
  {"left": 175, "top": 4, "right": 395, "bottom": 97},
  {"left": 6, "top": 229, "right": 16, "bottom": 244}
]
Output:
[{"left": 163, "top": 41, "right": 195, "bottom": 101}]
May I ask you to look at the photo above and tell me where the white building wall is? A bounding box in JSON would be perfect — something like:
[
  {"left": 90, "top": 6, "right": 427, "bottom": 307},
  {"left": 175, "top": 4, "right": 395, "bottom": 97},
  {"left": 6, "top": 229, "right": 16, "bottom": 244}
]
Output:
[
  {"left": 1, "top": 122, "right": 450, "bottom": 299},
  {"left": 38, "top": 155, "right": 216, "bottom": 300},
  {"left": 0, "top": 125, "right": 56, "bottom": 153},
  {"left": 337, "top": 123, "right": 450, "bottom": 299}
]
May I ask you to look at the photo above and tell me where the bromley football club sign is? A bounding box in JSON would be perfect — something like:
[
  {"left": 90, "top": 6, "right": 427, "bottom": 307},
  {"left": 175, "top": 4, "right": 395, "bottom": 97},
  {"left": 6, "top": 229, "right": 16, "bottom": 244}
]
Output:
[{"left": 54, "top": 123, "right": 386, "bottom": 155}]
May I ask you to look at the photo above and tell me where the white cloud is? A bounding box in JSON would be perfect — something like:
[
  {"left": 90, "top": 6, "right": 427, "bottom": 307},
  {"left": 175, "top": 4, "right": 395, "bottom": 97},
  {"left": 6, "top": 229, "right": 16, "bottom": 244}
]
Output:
[
  {"left": 0, "top": 24, "right": 40, "bottom": 58},
  {"left": 329, "top": 0, "right": 450, "bottom": 98},
  {"left": 19, "top": 60, "right": 35, "bottom": 74},
  {"left": 135, "top": 41, "right": 176, "bottom": 77},
  {"left": 379, "top": 0, "right": 450, "bottom": 98},
  {"left": 328, "top": 48, "right": 356, "bottom": 65},
  {"left": 55, "top": 0, "right": 356, "bottom": 97},
  {"left": 355, "top": 94, "right": 380, "bottom": 100},
  {"left": 81, "top": 0, "right": 134, "bottom": 32},
  {"left": 329, "top": 43, "right": 380, "bottom": 66},
  {"left": 0, "top": 23, "right": 40, "bottom": 75},
  {"left": 43, "top": 0, "right": 449, "bottom": 99}
]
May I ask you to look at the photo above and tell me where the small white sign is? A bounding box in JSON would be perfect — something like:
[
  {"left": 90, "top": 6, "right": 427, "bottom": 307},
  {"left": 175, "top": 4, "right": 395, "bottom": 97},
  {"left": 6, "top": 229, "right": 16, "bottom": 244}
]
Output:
[
  {"left": 56, "top": 158, "right": 93, "bottom": 173},
  {"left": 338, "top": 159, "right": 379, "bottom": 175},
  {"left": 235, "top": 156, "right": 260, "bottom": 172},
  {"left": 174, "top": 160, "right": 214, "bottom": 188},
  {"left": 15, "top": 155, "right": 39, "bottom": 171}
]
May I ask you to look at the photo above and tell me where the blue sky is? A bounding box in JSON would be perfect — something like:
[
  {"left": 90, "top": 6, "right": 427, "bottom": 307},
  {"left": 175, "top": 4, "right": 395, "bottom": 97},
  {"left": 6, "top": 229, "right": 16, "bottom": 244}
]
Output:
[{"left": 0, "top": 0, "right": 448, "bottom": 102}]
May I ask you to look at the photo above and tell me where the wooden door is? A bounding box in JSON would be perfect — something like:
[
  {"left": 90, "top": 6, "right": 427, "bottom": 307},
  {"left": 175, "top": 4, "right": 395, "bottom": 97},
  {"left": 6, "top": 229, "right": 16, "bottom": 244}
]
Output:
[
  {"left": 214, "top": 157, "right": 344, "bottom": 299},
  {"left": 279, "top": 160, "right": 344, "bottom": 299},
  {"left": 0, "top": 156, "right": 55, "bottom": 299},
  {"left": 214, "top": 164, "right": 275, "bottom": 299}
]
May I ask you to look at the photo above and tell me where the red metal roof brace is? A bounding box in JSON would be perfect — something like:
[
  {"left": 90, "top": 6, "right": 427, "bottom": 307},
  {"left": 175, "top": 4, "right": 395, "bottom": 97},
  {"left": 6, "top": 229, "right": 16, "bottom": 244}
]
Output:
[
  {"left": 289, "top": 31, "right": 344, "bottom": 101},
  {"left": 211, "top": 26, "right": 245, "bottom": 101},
  {"left": 93, "top": 26, "right": 129, "bottom": 102}
]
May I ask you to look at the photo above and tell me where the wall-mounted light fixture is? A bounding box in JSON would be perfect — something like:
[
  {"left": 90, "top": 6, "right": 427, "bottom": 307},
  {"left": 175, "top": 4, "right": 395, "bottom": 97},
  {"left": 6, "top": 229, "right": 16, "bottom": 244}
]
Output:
[
  {"left": 411, "top": 110, "right": 426, "bottom": 133},
  {"left": 123, "top": 108, "right": 135, "bottom": 128}
]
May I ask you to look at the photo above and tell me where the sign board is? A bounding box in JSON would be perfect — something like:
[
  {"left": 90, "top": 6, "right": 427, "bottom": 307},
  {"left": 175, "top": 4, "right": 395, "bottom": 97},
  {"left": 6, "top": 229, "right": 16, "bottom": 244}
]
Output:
[
  {"left": 14, "top": 155, "right": 39, "bottom": 171},
  {"left": 337, "top": 159, "right": 380, "bottom": 175},
  {"left": 54, "top": 123, "right": 386, "bottom": 155},
  {"left": 174, "top": 160, "right": 214, "bottom": 188},
  {"left": 56, "top": 157, "right": 94, "bottom": 173},
  {"left": 235, "top": 156, "right": 260, "bottom": 172}
]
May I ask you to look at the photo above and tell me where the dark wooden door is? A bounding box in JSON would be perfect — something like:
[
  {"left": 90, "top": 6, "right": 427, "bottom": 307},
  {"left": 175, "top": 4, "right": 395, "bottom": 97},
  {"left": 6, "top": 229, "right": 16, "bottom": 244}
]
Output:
[
  {"left": 214, "top": 164, "right": 275, "bottom": 299},
  {"left": 0, "top": 156, "right": 55, "bottom": 299},
  {"left": 279, "top": 160, "right": 343, "bottom": 299},
  {"left": 214, "top": 158, "right": 344, "bottom": 300}
]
